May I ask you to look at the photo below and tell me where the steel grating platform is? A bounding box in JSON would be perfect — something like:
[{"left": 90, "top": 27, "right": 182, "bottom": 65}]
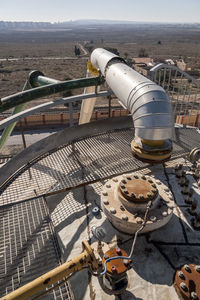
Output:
[
  {"left": 0, "top": 116, "right": 200, "bottom": 300},
  {"left": 0, "top": 119, "right": 199, "bottom": 207}
]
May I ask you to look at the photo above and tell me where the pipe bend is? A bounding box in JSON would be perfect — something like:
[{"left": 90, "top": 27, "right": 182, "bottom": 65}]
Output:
[{"left": 91, "top": 48, "right": 173, "bottom": 141}]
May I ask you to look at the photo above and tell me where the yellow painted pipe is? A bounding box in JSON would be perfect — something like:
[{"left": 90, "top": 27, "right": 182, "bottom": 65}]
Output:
[{"left": 1, "top": 241, "right": 98, "bottom": 300}]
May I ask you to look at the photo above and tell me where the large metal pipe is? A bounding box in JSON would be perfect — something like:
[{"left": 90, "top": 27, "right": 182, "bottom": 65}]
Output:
[{"left": 91, "top": 48, "right": 173, "bottom": 141}]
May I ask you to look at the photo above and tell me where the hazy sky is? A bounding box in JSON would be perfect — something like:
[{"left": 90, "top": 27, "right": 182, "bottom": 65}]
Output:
[{"left": 0, "top": 0, "right": 200, "bottom": 23}]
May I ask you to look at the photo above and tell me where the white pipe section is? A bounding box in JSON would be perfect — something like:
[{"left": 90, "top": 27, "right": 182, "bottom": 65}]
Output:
[{"left": 91, "top": 48, "right": 173, "bottom": 140}]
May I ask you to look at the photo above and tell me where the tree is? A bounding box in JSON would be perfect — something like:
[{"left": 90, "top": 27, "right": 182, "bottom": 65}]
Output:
[
  {"left": 104, "top": 47, "right": 120, "bottom": 56},
  {"left": 74, "top": 45, "right": 81, "bottom": 57},
  {"left": 138, "top": 48, "right": 148, "bottom": 57},
  {"left": 124, "top": 52, "right": 129, "bottom": 60}
]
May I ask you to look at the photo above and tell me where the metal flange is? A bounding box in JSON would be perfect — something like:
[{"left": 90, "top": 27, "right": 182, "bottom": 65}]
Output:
[{"left": 101, "top": 172, "right": 174, "bottom": 234}]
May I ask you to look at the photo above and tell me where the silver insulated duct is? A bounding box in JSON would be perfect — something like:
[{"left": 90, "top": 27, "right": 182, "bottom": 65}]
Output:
[{"left": 91, "top": 48, "right": 173, "bottom": 142}]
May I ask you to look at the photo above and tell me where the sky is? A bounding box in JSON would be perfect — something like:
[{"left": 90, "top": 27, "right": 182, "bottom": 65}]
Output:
[{"left": 0, "top": 0, "right": 200, "bottom": 23}]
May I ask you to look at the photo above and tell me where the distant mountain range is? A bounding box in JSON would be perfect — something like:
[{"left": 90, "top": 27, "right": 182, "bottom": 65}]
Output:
[{"left": 0, "top": 20, "right": 199, "bottom": 30}]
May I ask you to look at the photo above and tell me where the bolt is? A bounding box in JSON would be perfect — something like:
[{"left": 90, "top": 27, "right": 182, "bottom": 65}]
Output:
[
  {"left": 184, "top": 264, "right": 192, "bottom": 273},
  {"left": 162, "top": 211, "right": 168, "bottom": 217},
  {"left": 106, "top": 184, "right": 111, "bottom": 188},
  {"left": 178, "top": 271, "right": 185, "bottom": 280},
  {"left": 179, "top": 175, "right": 185, "bottom": 186},
  {"left": 182, "top": 181, "right": 189, "bottom": 194},
  {"left": 120, "top": 205, "right": 125, "bottom": 211},
  {"left": 123, "top": 259, "right": 129, "bottom": 267},
  {"left": 139, "top": 194, "right": 144, "bottom": 200},
  {"left": 104, "top": 254, "right": 109, "bottom": 259},
  {"left": 142, "top": 175, "right": 146, "bottom": 180},
  {"left": 126, "top": 177, "right": 132, "bottom": 180},
  {"left": 131, "top": 193, "right": 135, "bottom": 199},
  {"left": 116, "top": 248, "right": 122, "bottom": 255},
  {"left": 189, "top": 199, "right": 197, "bottom": 215},
  {"left": 180, "top": 282, "right": 188, "bottom": 292},
  {"left": 156, "top": 180, "right": 161, "bottom": 185},
  {"left": 111, "top": 265, "right": 116, "bottom": 273},
  {"left": 185, "top": 189, "right": 193, "bottom": 204},
  {"left": 195, "top": 265, "right": 200, "bottom": 273},
  {"left": 150, "top": 216, "right": 157, "bottom": 222},
  {"left": 147, "top": 192, "right": 152, "bottom": 198},
  {"left": 112, "top": 178, "right": 118, "bottom": 182},
  {"left": 151, "top": 189, "right": 157, "bottom": 194},
  {"left": 134, "top": 175, "right": 139, "bottom": 179},
  {"left": 103, "top": 192, "right": 108, "bottom": 196},
  {"left": 176, "top": 164, "right": 183, "bottom": 178},
  {"left": 110, "top": 207, "right": 116, "bottom": 214},
  {"left": 122, "top": 179, "right": 127, "bottom": 184},
  {"left": 124, "top": 190, "right": 129, "bottom": 195},
  {"left": 136, "top": 217, "right": 143, "bottom": 224},
  {"left": 148, "top": 179, "right": 153, "bottom": 183},
  {"left": 121, "top": 185, "right": 126, "bottom": 189},
  {"left": 103, "top": 199, "right": 109, "bottom": 205},
  {"left": 122, "top": 214, "right": 128, "bottom": 221},
  {"left": 193, "top": 214, "right": 200, "bottom": 229},
  {"left": 191, "top": 292, "right": 198, "bottom": 300},
  {"left": 152, "top": 184, "right": 156, "bottom": 188}
]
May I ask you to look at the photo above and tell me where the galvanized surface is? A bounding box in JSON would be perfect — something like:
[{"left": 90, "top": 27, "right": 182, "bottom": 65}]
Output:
[
  {"left": 0, "top": 121, "right": 200, "bottom": 207},
  {"left": 150, "top": 63, "right": 200, "bottom": 127},
  {"left": 0, "top": 197, "right": 74, "bottom": 299}
]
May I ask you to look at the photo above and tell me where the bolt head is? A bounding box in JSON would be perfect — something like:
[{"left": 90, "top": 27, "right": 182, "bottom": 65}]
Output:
[
  {"left": 136, "top": 217, "right": 143, "bottom": 224},
  {"left": 120, "top": 185, "right": 126, "bottom": 189},
  {"left": 162, "top": 211, "right": 168, "bottom": 217},
  {"left": 150, "top": 216, "right": 157, "bottom": 222},
  {"left": 126, "top": 177, "right": 132, "bottom": 180},
  {"left": 184, "top": 264, "right": 192, "bottom": 273},
  {"left": 178, "top": 271, "right": 185, "bottom": 280},
  {"left": 180, "top": 282, "right": 188, "bottom": 292},
  {"left": 122, "top": 179, "right": 127, "bottom": 184},
  {"left": 103, "top": 199, "right": 109, "bottom": 205},
  {"left": 116, "top": 248, "right": 122, "bottom": 255},
  {"left": 191, "top": 292, "right": 198, "bottom": 300},
  {"left": 110, "top": 207, "right": 116, "bottom": 214},
  {"left": 124, "top": 190, "right": 129, "bottom": 195},
  {"left": 195, "top": 265, "right": 200, "bottom": 273},
  {"left": 122, "top": 214, "right": 128, "bottom": 221},
  {"left": 103, "top": 192, "right": 108, "bottom": 196},
  {"left": 111, "top": 265, "right": 116, "bottom": 273}
]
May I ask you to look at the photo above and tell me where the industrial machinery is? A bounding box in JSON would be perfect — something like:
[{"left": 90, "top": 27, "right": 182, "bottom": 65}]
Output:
[{"left": 0, "top": 49, "right": 200, "bottom": 300}]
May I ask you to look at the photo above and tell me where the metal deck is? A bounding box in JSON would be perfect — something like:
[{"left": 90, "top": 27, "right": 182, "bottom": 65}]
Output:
[{"left": 0, "top": 117, "right": 199, "bottom": 299}]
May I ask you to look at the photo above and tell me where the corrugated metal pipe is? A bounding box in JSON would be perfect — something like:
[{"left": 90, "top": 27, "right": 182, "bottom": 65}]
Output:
[{"left": 91, "top": 48, "right": 173, "bottom": 163}]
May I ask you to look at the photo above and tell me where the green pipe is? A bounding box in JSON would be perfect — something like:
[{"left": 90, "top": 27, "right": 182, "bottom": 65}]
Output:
[
  {"left": 0, "top": 76, "right": 104, "bottom": 113},
  {"left": 0, "top": 80, "right": 31, "bottom": 151}
]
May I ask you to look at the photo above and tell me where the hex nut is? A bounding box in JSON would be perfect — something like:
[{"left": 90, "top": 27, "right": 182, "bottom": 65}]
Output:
[
  {"left": 103, "top": 199, "right": 109, "bottom": 205},
  {"left": 136, "top": 217, "right": 143, "bottom": 224},
  {"left": 191, "top": 292, "right": 198, "bottom": 300},
  {"left": 122, "top": 214, "right": 128, "bottom": 221},
  {"left": 103, "top": 192, "right": 108, "bottom": 196},
  {"left": 195, "top": 265, "right": 200, "bottom": 273},
  {"left": 162, "top": 211, "right": 168, "bottom": 217},
  {"left": 178, "top": 271, "right": 185, "bottom": 280},
  {"left": 150, "top": 216, "right": 157, "bottom": 222},
  {"left": 110, "top": 207, "right": 116, "bottom": 214},
  {"left": 180, "top": 282, "right": 188, "bottom": 292},
  {"left": 184, "top": 264, "right": 192, "bottom": 273}
]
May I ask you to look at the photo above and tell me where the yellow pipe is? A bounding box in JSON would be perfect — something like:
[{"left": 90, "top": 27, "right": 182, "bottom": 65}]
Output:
[{"left": 1, "top": 241, "right": 98, "bottom": 300}]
